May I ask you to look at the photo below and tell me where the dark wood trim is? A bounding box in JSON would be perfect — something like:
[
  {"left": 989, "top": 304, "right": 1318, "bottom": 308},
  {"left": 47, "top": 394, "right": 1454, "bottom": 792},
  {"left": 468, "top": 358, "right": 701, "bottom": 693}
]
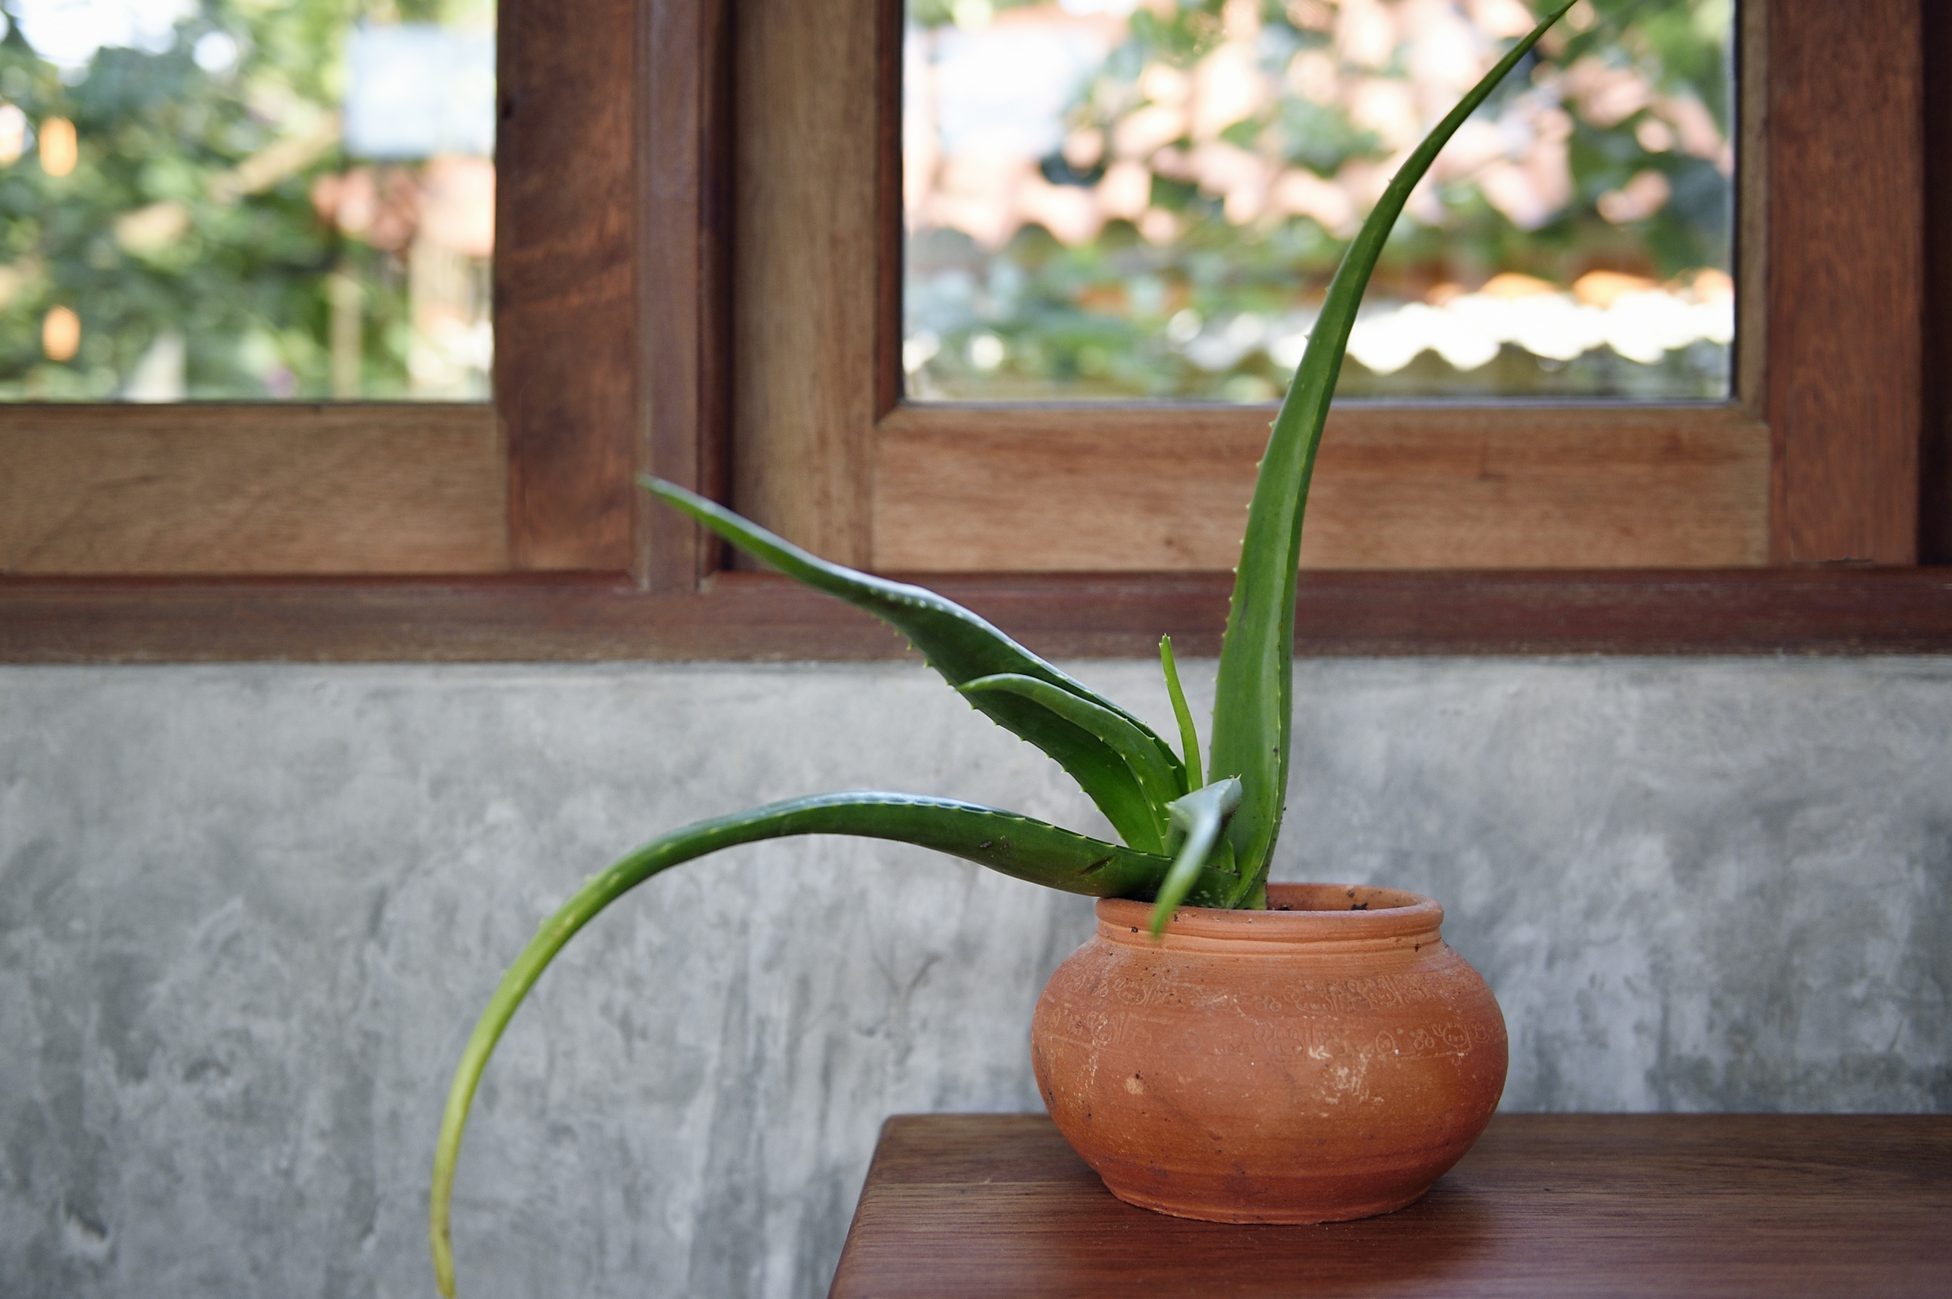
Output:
[
  {"left": 1922, "top": 0, "right": 1952, "bottom": 564},
  {"left": 497, "top": 0, "right": 640, "bottom": 572},
  {"left": 1732, "top": 0, "right": 1767, "bottom": 413},
  {"left": 1767, "top": 0, "right": 1924, "bottom": 566},
  {"left": 5, "top": 568, "right": 1947, "bottom": 663},
  {"left": 700, "top": 0, "right": 735, "bottom": 566},
  {"left": 873, "top": 0, "right": 906, "bottom": 421}
]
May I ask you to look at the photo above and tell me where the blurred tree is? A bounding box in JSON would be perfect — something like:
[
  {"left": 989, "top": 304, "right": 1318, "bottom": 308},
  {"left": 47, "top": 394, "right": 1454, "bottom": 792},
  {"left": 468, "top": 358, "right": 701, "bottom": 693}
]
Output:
[
  {"left": 0, "top": 0, "right": 490, "bottom": 400},
  {"left": 905, "top": 0, "right": 1735, "bottom": 402}
]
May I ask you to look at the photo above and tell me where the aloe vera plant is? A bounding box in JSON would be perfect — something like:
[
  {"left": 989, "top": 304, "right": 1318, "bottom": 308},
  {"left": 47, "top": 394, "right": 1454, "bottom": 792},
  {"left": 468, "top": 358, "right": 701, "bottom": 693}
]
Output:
[{"left": 431, "top": 5, "right": 1574, "bottom": 1292}]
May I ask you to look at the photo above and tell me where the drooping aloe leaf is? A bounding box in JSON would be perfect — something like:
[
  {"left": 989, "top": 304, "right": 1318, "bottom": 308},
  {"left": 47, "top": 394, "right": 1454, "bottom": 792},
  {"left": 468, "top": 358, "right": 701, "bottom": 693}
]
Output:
[
  {"left": 1207, "top": 1, "right": 1574, "bottom": 903},
  {"left": 1148, "top": 776, "right": 1243, "bottom": 936},
  {"left": 1158, "top": 636, "right": 1203, "bottom": 791},
  {"left": 431, "top": 789, "right": 1234, "bottom": 1296},
  {"left": 645, "top": 478, "right": 1179, "bottom": 849},
  {"left": 960, "top": 672, "right": 1187, "bottom": 848}
]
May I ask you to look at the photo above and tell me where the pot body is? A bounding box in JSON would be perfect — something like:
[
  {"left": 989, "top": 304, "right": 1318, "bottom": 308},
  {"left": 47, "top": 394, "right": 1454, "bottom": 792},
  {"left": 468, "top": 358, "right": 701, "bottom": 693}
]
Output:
[{"left": 1031, "top": 883, "right": 1506, "bottom": 1222}]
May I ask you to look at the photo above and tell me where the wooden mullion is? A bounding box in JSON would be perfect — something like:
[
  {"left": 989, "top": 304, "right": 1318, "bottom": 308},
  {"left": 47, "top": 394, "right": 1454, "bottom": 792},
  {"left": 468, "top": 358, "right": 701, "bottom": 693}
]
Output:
[
  {"left": 698, "top": 0, "right": 736, "bottom": 568},
  {"left": 1922, "top": 0, "right": 1952, "bottom": 564},
  {"left": 1732, "top": 0, "right": 1768, "bottom": 415},
  {"left": 498, "top": 0, "right": 640, "bottom": 572},
  {"left": 730, "top": 0, "right": 879, "bottom": 566},
  {"left": 641, "top": 0, "right": 732, "bottom": 589},
  {"left": 1767, "top": 0, "right": 1924, "bottom": 565},
  {"left": 874, "top": 0, "right": 906, "bottom": 421}
]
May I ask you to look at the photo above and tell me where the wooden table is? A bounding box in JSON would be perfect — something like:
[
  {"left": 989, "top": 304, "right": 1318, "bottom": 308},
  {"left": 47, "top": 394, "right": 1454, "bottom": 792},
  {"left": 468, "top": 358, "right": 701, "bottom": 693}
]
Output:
[{"left": 828, "top": 1113, "right": 1951, "bottom": 1298}]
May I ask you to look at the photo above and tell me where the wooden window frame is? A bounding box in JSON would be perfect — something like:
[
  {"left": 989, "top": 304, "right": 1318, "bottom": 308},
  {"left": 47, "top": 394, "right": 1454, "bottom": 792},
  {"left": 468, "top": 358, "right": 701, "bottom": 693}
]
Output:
[
  {"left": 747, "top": 0, "right": 1776, "bottom": 575},
  {"left": 0, "top": 2, "right": 646, "bottom": 581},
  {"left": 2, "top": 0, "right": 1948, "bottom": 661}
]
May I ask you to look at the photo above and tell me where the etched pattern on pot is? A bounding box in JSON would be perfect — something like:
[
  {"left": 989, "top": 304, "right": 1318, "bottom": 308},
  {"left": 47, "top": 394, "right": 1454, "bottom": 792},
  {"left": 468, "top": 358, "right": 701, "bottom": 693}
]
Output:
[{"left": 1032, "top": 883, "right": 1508, "bottom": 1223}]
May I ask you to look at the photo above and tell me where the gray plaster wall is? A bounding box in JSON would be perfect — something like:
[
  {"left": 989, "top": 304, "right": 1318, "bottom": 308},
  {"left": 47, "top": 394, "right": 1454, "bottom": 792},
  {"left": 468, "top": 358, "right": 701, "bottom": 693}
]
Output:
[{"left": 2, "top": 657, "right": 1948, "bottom": 1298}]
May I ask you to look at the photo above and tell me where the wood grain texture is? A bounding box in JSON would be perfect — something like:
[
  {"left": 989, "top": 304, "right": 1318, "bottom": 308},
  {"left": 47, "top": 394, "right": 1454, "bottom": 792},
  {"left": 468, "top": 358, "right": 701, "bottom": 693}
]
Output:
[
  {"left": 0, "top": 406, "right": 504, "bottom": 575},
  {"left": 862, "top": 0, "right": 1775, "bottom": 576},
  {"left": 641, "top": 0, "right": 732, "bottom": 588},
  {"left": 1768, "top": 0, "right": 1923, "bottom": 565},
  {"left": 1733, "top": 0, "right": 1767, "bottom": 413},
  {"left": 829, "top": 1113, "right": 1952, "bottom": 1299},
  {"left": 498, "top": 0, "right": 638, "bottom": 572},
  {"left": 875, "top": 405, "right": 1768, "bottom": 571},
  {"left": 8, "top": 0, "right": 1946, "bottom": 655},
  {"left": 732, "top": 0, "right": 878, "bottom": 564},
  {"left": 873, "top": 0, "right": 905, "bottom": 420},
  {"left": 6, "top": 568, "right": 1949, "bottom": 662}
]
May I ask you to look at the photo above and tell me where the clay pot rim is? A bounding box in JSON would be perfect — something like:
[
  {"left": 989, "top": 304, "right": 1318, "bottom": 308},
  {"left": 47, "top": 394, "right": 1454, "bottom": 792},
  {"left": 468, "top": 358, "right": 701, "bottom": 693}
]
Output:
[{"left": 1096, "top": 882, "right": 1442, "bottom": 944}]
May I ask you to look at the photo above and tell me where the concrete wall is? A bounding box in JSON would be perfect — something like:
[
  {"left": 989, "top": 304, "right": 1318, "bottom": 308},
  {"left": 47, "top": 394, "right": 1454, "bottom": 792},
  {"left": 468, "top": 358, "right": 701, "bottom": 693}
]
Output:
[{"left": 3, "top": 657, "right": 1947, "bottom": 1297}]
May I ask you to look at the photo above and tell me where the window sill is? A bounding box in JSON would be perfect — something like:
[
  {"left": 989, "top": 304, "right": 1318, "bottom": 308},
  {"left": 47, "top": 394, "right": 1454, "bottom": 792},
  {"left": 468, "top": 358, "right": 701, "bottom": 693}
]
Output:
[{"left": 3, "top": 567, "right": 1948, "bottom": 662}]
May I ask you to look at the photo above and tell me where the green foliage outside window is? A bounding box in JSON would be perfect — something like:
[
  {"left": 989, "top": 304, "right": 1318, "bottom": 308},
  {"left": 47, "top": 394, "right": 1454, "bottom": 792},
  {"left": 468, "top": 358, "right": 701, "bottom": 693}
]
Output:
[
  {"left": 0, "top": 0, "right": 490, "bottom": 402},
  {"left": 905, "top": 0, "right": 1734, "bottom": 402}
]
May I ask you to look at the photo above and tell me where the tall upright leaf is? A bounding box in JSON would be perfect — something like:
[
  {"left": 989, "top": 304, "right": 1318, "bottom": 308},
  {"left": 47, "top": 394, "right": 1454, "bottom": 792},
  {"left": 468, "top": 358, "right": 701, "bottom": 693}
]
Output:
[
  {"left": 431, "top": 790, "right": 1228, "bottom": 1297},
  {"left": 1207, "top": 2, "right": 1574, "bottom": 899},
  {"left": 1158, "top": 635, "right": 1203, "bottom": 791},
  {"left": 646, "top": 478, "right": 1177, "bottom": 847}
]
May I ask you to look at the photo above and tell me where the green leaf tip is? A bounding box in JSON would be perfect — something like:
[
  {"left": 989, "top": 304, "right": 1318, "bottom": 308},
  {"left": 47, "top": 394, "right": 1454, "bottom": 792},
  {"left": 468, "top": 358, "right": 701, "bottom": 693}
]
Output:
[
  {"left": 1158, "top": 636, "right": 1203, "bottom": 792},
  {"left": 1205, "top": 0, "right": 1574, "bottom": 905},
  {"left": 641, "top": 477, "right": 1180, "bottom": 851},
  {"left": 430, "top": 790, "right": 1208, "bottom": 1295}
]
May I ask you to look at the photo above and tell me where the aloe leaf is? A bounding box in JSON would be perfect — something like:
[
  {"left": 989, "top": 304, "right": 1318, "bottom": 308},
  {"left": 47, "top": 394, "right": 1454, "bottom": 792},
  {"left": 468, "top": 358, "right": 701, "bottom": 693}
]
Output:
[
  {"left": 1207, "top": 1, "right": 1574, "bottom": 902},
  {"left": 1148, "top": 776, "right": 1244, "bottom": 936},
  {"left": 1158, "top": 636, "right": 1203, "bottom": 791},
  {"left": 644, "top": 478, "right": 1180, "bottom": 848},
  {"left": 960, "top": 672, "right": 1186, "bottom": 847},
  {"left": 431, "top": 790, "right": 1228, "bottom": 1297}
]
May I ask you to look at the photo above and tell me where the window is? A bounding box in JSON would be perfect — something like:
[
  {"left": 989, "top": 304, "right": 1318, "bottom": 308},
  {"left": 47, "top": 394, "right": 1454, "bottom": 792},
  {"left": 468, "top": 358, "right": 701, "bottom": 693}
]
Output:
[
  {"left": 733, "top": 0, "right": 1889, "bottom": 577},
  {"left": 0, "top": 0, "right": 631, "bottom": 578},
  {"left": 901, "top": 0, "right": 1736, "bottom": 405},
  {"left": 1, "top": 1, "right": 494, "bottom": 403},
  {"left": 2, "top": 0, "right": 1947, "bottom": 660}
]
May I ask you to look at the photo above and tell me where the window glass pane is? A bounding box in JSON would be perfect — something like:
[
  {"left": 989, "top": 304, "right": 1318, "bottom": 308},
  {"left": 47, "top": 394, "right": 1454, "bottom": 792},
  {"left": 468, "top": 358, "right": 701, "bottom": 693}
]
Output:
[
  {"left": 0, "top": 0, "right": 494, "bottom": 401},
  {"left": 903, "top": 0, "right": 1733, "bottom": 402}
]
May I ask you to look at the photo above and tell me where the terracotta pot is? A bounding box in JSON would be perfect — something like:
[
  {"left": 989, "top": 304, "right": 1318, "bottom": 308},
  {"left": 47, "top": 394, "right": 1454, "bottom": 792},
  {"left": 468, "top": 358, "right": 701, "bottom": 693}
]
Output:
[{"left": 1031, "top": 882, "right": 1506, "bottom": 1223}]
